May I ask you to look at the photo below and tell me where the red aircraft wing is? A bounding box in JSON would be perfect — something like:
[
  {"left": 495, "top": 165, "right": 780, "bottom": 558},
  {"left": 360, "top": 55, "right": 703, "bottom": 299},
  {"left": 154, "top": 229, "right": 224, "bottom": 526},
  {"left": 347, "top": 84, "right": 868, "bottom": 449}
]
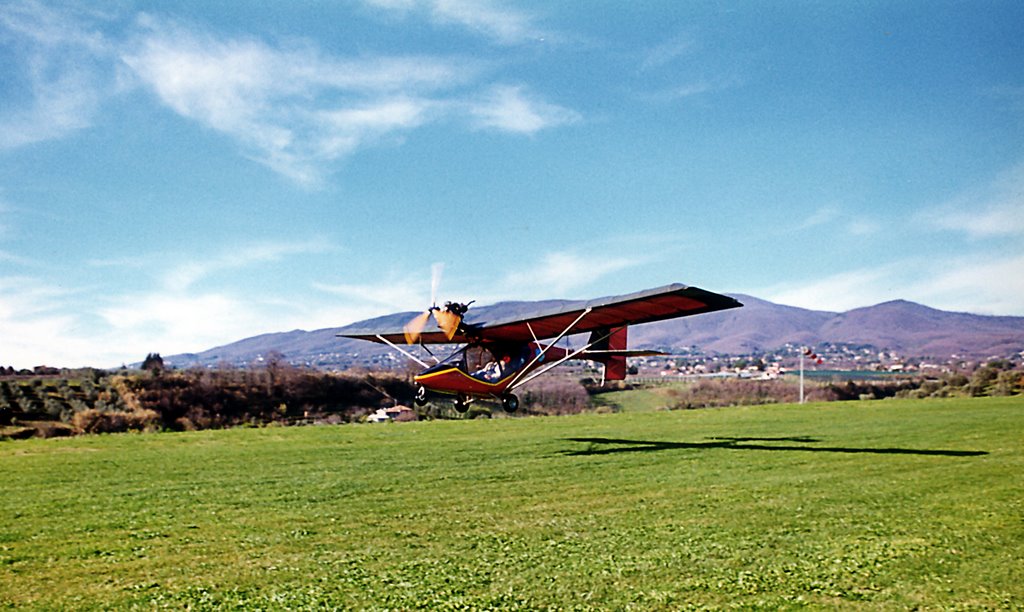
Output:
[
  {"left": 337, "top": 283, "right": 741, "bottom": 345},
  {"left": 473, "top": 283, "right": 740, "bottom": 342},
  {"left": 336, "top": 317, "right": 463, "bottom": 345}
]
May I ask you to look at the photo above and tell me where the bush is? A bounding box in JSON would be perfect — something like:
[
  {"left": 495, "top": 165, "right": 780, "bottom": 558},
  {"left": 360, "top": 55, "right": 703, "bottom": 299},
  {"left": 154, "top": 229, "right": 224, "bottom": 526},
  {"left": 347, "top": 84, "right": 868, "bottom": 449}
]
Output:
[
  {"left": 994, "top": 370, "right": 1024, "bottom": 396},
  {"left": 968, "top": 367, "right": 1000, "bottom": 397},
  {"left": 121, "top": 367, "right": 417, "bottom": 430},
  {"left": 72, "top": 408, "right": 161, "bottom": 434},
  {"left": 668, "top": 378, "right": 829, "bottom": 409},
  {"left": 520, "top": 377, "right": 591, "bottom": 415}
]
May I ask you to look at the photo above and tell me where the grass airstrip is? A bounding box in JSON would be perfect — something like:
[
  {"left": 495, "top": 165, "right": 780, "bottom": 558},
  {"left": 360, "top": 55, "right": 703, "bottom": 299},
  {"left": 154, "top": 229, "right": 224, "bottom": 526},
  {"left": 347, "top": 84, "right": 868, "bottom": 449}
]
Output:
[{"left": 2, "top": 396, "right": 1022, "bottom": 609}]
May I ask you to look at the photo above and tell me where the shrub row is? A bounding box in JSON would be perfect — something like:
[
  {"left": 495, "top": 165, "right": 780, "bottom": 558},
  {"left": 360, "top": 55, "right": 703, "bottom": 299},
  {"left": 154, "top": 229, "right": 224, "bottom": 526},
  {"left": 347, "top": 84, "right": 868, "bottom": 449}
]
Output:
[
  {"left": 665, "top": 368, "right": 1023, "bottom": 409},
  {"left": 2, "top": 367, "right": 415, "bottom": 436}
]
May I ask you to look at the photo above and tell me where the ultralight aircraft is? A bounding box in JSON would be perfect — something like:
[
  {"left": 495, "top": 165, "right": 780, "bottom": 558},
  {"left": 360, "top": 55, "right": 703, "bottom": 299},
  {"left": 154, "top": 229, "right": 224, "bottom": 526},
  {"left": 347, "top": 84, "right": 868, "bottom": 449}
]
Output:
[{"left": 337, "top": 282, "right": 741, "bottom": 413}]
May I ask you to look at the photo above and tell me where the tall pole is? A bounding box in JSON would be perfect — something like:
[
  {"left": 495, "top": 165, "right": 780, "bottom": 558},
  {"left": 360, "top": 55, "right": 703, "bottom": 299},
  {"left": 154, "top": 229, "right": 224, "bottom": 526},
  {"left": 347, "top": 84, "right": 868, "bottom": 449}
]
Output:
[{"left": 799, "top": 349, "right": 805, "bottom": 404}]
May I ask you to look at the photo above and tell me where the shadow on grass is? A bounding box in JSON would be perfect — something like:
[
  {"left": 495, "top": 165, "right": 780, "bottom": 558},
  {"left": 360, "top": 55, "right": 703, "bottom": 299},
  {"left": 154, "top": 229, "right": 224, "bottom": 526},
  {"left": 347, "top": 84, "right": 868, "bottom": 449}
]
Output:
[{"left": 561, "top": 436, "right": 988, "bottom": 457}]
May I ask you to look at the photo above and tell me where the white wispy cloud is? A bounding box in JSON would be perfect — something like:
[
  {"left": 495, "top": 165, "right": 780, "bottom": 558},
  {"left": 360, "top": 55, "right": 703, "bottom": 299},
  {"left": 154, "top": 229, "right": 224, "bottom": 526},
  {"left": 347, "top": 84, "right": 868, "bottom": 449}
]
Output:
[
  {"left": 757, "top": 267, "right": 897, "bottom": 313},
  {"left": 314, "top": 276, "right": 429, "bottom": 311},
  {"left": 930, "top": 200, "right": 1024, "bottom": 238},
  {"left": 430, "top": 0, "right": 544, "bottom": 44},
  {"left": 363, "top": 0, "right": 548, "bottom": 45},
  {"left": 120, "top": 14, "right": 576, "bottom": 184},
  {"left": 90, "top": 273, "right": 400, "bottom": 363},
  {"left": 98, "top": 292, "right": 252, "bottom": 348},
  {"left": 0, "top": 0, "right": 111, "bottom": 148},
  {"left": 0, "top": 250, "right": 38, "bottom": 267},
  {"left": 0, "top": 200, "right": 10, "bottom": 240},
  {"left": 159, "top": 239, "right": 336, "bottom": 292},
  {"left": 0, "top": 3, "right": 577, "bottom": 182},
  {"left": 0, "top": 65, "right": 101, "bottom": 149},
  {"left": 847, "top": 218, "right": 881, "bottom": 236},
  {"left": 756, "top": 254, "right": 1024, "bottom": 316},
  {"left": 0, "top": 199, "right": 44, "bottom": 264},
  {"left": 0, "top": 275, "right": 68, "bottom": 319},
  {"left": 797, "top": 204, "right": 842, "bottom": 230},
  {"left": 89, "top": 281, "right": 372, "bottom": 366},
  {"left": 496, "top": 250, "right": 643, "bottom": 300},
  {"left": 120, "top": 16, "right": 464, "bottom": 185},
  {"left": 920, "top": 162, "right": 1024, "bottom": 238},
  {"left": 313, "top": 263, "right": 468, "bottom": 317},
  {"left": 634, "top": 32, "right": 743, "bottom": 104},
  {"left": 636, "top": 77, "right": 741, "bottom": 105},
  {"left": 640, "top": 33, "right": 698, "bottom": 72},
  {"left": 1, "top": 4, "right": 577, "bottom": 180},
  {"left": 0, "top": 276, "right": 100, "bottom": 367},
  {"left": 0, "top": 240, "right": 358, "bottom": 368},
  {"left": 902, "top": 254, "right": 1024, "bottom": 316},
  {"left": 793, "top": 203, "right": 880, "bottom": 237},
  {"left": 316, "top": 250, "right": 647, "bottom": 320},
  {"left": 469, "top": 84, "right": 580, "bottom": 133}
]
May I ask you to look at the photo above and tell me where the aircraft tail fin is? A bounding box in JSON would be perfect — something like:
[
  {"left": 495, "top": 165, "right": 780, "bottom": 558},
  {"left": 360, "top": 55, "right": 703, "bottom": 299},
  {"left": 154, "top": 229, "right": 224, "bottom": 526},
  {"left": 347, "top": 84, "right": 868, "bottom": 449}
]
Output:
[{"left": 582, "top": 326, "right": 662, "bottom": 382}]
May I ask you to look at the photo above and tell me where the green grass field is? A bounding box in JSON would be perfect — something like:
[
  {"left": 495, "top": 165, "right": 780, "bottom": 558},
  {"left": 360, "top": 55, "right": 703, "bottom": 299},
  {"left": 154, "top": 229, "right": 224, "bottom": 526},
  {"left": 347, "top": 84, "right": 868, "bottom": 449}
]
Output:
[{"left": 2, "top": 396, "right": 1022, "bottom": 609}]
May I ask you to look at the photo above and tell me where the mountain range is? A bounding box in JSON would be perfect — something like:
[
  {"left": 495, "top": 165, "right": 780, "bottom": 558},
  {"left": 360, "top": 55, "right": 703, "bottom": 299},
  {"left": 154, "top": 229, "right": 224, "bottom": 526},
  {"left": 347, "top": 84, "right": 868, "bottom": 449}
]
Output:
[{"left": 163, "top": 294, "right": 1024, "bottom": 369}]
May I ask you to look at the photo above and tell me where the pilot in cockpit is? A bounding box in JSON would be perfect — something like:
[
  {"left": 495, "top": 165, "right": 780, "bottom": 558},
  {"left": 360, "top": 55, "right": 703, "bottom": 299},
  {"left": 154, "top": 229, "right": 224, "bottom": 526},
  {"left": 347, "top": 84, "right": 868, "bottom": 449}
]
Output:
[{"left": 476, "top": 355, "right": 511, "bottom": 381}]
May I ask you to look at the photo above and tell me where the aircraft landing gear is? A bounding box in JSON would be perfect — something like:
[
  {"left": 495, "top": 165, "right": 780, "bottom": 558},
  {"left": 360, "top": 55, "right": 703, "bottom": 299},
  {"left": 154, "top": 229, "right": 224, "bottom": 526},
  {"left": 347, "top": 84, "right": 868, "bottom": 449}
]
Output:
[
  {"left": 414, "top": 384, "right": 428, "bottom": 407},
  {"left": 453, "top": 394, "right": 472, "bottom": 413},
  {"left": 501, "top": 393, "right": 520, "bottom": 413}
]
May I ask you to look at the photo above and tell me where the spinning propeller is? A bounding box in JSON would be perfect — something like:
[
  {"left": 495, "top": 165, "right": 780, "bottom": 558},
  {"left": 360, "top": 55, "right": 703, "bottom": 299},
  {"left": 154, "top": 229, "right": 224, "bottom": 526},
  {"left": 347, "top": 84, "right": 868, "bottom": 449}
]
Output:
[{"left": 403, "top": 264, "right": 473, "bottom": 344}]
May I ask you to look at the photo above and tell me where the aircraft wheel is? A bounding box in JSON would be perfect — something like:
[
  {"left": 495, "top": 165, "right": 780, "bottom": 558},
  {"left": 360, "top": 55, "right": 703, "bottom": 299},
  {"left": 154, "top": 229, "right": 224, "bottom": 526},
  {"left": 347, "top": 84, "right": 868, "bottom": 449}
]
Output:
[
  {"left": 414, "top": 384, "right": 428, "bottom": 406},
  {"left": 453, "top": 395, "right": 470, "bottom": 413},
  {"left": 501, "top": 394, "right": 520, "bottom": 413}
]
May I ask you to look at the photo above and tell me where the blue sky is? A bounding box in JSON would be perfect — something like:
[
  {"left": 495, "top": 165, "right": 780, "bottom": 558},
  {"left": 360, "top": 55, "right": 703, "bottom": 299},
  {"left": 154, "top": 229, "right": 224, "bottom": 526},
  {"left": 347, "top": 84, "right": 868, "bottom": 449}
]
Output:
[{"left": 2, "top": 1, "right": 1023, "bottom": 368}]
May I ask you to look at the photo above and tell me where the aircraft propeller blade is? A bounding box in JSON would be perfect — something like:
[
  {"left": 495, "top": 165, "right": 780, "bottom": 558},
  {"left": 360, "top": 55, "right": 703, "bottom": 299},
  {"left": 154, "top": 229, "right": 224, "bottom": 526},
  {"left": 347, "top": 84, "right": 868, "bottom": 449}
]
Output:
[
  {"left": 403, "top": 263, "right": 446, "bottom": 344},
  {"left": 433, "top": 309, "right": 460, "bottom": 341},
  {"left": 430, "top": 262, "right": 443, "bottom": 307},
  {"left": 403, "top": 263, "right": 468, "bottom": 343},
  {"left": 403, "top": 310, "right": 432, "bottom": 345}
]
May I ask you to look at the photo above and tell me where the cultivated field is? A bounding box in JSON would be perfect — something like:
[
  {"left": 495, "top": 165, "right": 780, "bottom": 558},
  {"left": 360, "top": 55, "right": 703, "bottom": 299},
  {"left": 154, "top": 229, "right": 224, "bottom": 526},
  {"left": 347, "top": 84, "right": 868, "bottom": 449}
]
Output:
[{"left": 2, "top": 396, "right": 1022, "bottom": 609}]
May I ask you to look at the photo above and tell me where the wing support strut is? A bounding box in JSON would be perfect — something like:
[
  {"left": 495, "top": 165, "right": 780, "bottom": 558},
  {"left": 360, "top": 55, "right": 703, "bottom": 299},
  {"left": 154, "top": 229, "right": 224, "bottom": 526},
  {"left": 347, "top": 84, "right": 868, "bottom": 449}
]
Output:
[
  {"left": 508, "top": 326, "right": 616, "bottom": 392},
  {"left": 506, "top": 307, "right": 593, "bottom": 390},
  {"left": 526, "top": 321, "right": 540, "bottom": 344},
  {"left": 375, "top": 334, "right": 430, "bottom": 369},
  {"left": 505, "top": 309, "right": 593, "bottom": 390}
]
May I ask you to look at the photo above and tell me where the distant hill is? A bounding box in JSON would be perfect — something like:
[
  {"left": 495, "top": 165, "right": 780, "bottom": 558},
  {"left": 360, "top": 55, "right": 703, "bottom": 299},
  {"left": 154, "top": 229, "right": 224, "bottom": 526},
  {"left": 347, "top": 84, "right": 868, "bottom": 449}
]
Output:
[
  {"left": 163, "top": 295, "right": 1024, "bottom": 368},
  {"left": 631, "top": 295, "right": 1024, "bottom": 358}
]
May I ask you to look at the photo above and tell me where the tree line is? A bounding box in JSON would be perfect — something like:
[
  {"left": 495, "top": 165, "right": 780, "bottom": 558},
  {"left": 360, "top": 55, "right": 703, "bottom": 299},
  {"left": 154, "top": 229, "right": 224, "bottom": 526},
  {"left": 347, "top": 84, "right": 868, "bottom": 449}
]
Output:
[
  {"left": 1, "top": 359, "right": 599, "bottom": 438},
  {"left": 3, "top": 359, "right": 1021, "bottom": 439},
  {"left": 1, "top": 365, "right": 415, "bottom": 438}
]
